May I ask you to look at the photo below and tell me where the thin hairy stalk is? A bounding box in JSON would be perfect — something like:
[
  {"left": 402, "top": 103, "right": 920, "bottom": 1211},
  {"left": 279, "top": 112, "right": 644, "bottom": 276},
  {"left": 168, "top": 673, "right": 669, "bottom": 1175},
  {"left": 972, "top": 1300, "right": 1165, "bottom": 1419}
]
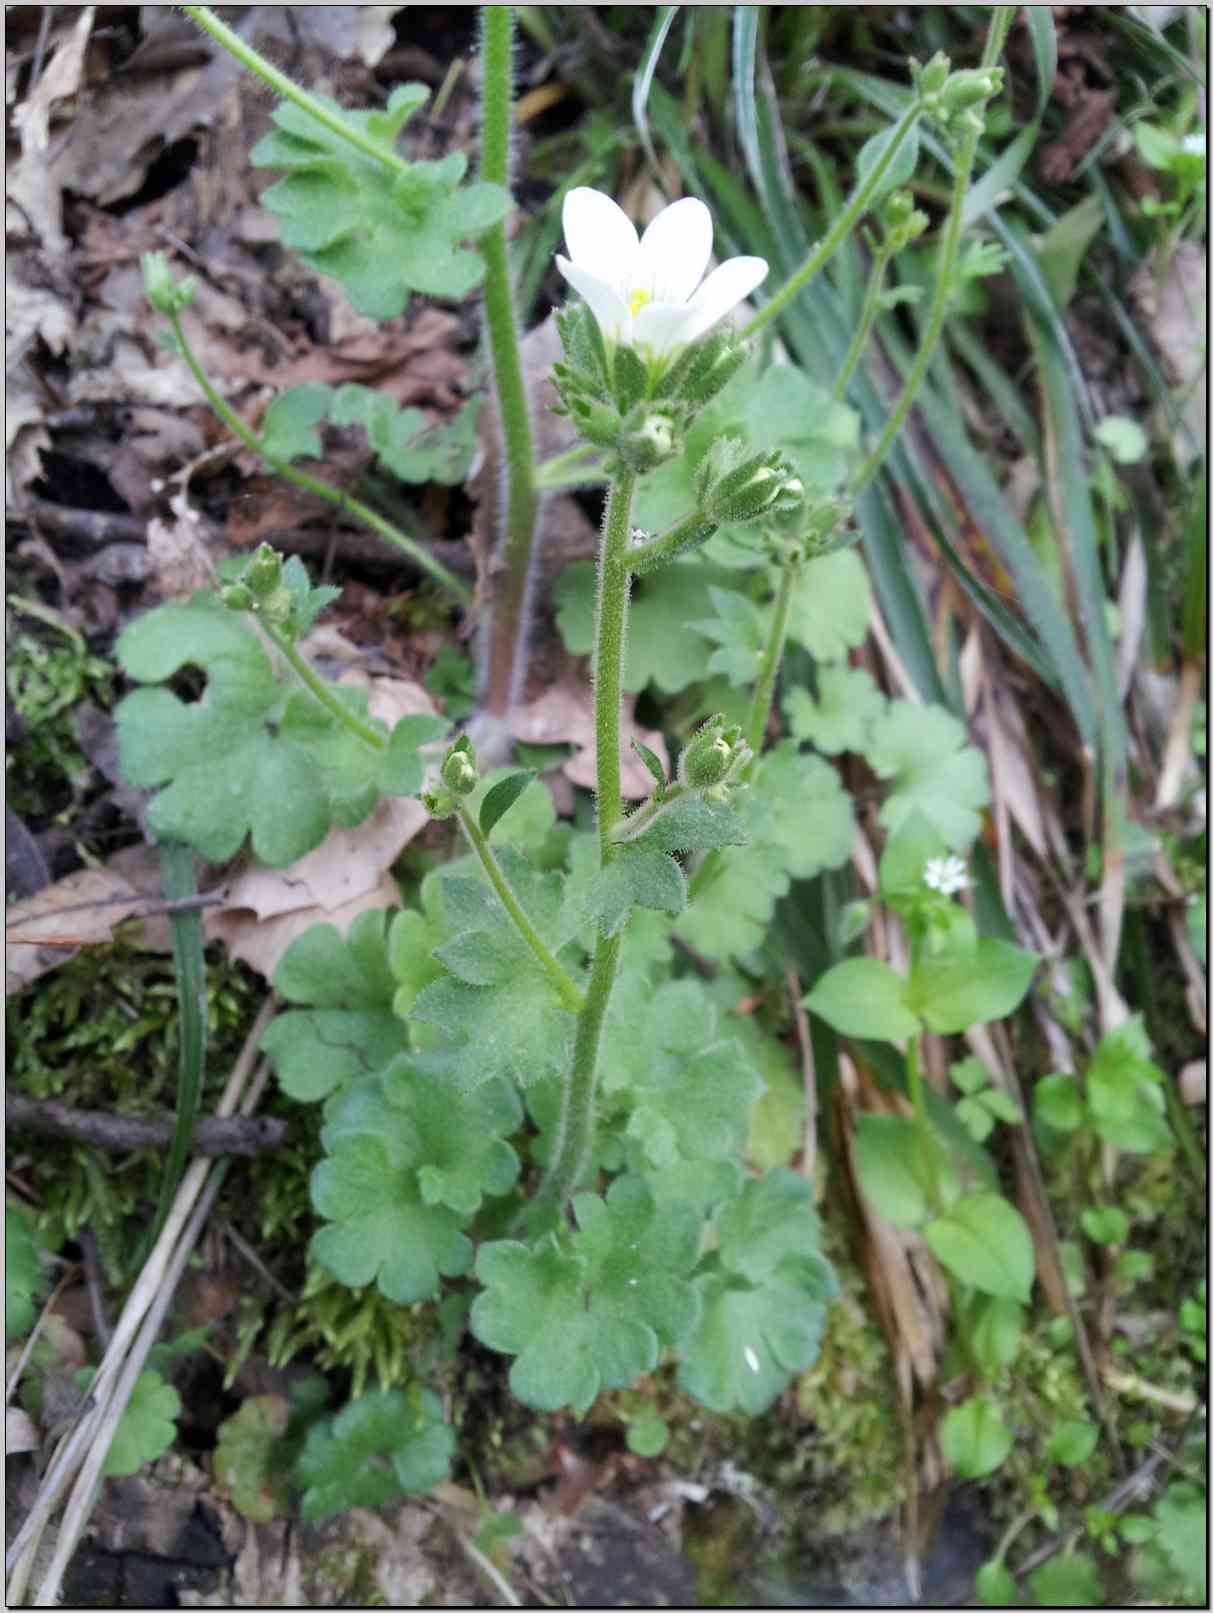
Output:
[
  {"left": 181, "top": 6, "right": 413, "bottom": 179},
  {"left": 454, "top": 803, "right": 585, "bottom": 1012},
  {"left": 166, "top": 309, "right": 471, "bottom": 604},
  {"left": 534, "top": 470, "right": 637, "bottom": 1212},
  {"left": 849, "top": 7, "right": 1014, "bottom": 495},
  {"left": 741, "top": 101, "right": 923, "bottom": 342},
  {"left": 831, "top": 247, "right": 893, "bottom": 403},
  {"left": 627, "top": 512, "right": 718, "bottom": 575},
  {"left": 477, "top": 6, "right": 541, "bottom": 718},
  {"left": 688, "top": 559, "right": 798, "bottom": 903},
  {"left": 261, "top": 623, "right": 389, "bottom": 751}
]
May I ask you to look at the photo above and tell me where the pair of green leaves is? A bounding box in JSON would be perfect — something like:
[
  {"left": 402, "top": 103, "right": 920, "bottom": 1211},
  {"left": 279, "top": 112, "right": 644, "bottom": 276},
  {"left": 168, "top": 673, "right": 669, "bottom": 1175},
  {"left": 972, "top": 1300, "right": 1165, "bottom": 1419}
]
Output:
[
  {"left": 252, "top": 85, "right": 510, "bottom": 320},
  {"left": 1033, "top": 1016, "right": 1174, "bottom": 1155},
  {"left": 116, "top": 600, "right": 446, "bottom": 866}
]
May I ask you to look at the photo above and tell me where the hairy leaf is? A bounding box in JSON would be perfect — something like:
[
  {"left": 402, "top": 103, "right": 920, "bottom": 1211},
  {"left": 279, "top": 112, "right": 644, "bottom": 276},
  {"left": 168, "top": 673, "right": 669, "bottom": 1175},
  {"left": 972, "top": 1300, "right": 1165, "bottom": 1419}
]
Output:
[
  {"left": 864, "top": 701, "right": 990, "bottom": 850},
  {"left": 294, "top": 1386, "right": 454, "bottom": 1521},
  {"left": 784, "top": 664, "right": 885, "bottom": 755}
]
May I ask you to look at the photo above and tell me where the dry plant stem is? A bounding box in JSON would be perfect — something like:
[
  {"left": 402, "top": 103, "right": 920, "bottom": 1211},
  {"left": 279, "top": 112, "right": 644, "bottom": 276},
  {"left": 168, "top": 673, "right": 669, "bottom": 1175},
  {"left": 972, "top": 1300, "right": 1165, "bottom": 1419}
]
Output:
[
  {"left": 454, "top": 802, "right": 585, "bottom": 1013},
  {"left": 533, "top": 469, "right": 636, "bottom": 1214},
  {"left": 5, "top": 999, "right": 275, "bottom": 1603},
  {"left": 741, "top": 102, "right": 924, "bottom": 342},
  {"left": 166, "top": 308, "right": 472, "bottom": 606},
  {"left": 477, "top": 5, "right": 541, "bottom": 719},
  {"left": 5, "top": 1094, "right": 287, "bottom": 1157}
]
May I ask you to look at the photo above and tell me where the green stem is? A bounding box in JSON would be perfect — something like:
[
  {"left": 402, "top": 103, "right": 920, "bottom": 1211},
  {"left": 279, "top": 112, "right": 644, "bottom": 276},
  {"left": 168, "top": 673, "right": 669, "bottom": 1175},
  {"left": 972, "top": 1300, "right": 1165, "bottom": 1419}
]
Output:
[
  {"left": 478, "top": 6, "right": 541, "bottom": 717},
  {"left": 627, "top": 512, "right": 718, "bottom": 576},
  {"left": 741, "top": 101, "right": 923, "bottom": 343},
  {"left": 744, "top": 559, "right": 799, "bottom": 757},
  {"left": 534, "top": 470, "right": 637, "bottom": 1213},
  {"left": 534, "top": 443, "right": 605, "bottom": 490},
  {"left": 906, "top": 1032, "right": 946, "bottom": 1217},
  {"left": 455, "top": 804, "right": 585, "bottom": 1013},
  {"left": 182, "top": 6, "right": 411, "bottom": 178},
  {"left": 848, "top": 8, "right": 1011, "bottom": 496},
  {"left": 262, "top": 624, "right": 389, "bottom": 750},
  {"left": 831, "top": 247, "right": 893, "bottom": 404},
  {"left": 687, "top": 557, "right": 798, "bottom": 904},
  {"left": 166, "top": 310, "right": 471, "bottom": 604}
]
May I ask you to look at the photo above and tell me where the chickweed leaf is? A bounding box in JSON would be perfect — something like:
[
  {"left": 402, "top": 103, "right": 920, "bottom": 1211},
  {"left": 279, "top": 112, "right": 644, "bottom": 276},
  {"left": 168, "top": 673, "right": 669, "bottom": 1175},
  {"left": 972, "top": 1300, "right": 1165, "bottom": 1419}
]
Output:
[
  {"left": 251, "top": 87, "right": 509, "bottom": 320},
  {"left": 806, "top": 958, "right": 919, "bottom": 1042},
  {"left": 294, "top": 1386, "right": 454, "bottom": 1522},
  {"left": 941, "top": 1395, "right": 1012, "bottom": 1478},
  {"left": 925, "top": 1193, "right": 1035, "bottom": 1302}
]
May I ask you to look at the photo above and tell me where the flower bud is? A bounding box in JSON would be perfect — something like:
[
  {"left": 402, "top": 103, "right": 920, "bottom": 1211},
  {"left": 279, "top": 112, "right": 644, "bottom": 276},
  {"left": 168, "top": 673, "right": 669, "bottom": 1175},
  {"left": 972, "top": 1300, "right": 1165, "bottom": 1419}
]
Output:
[
  {"left": 912, "top": 51, "right": 951, "bottom": 101},
  {"left": 698, "top": 443, "right": 792, "bottom": 525},
  {"left": 141, "top": 251, "right": 196, "bottom": 315},
  {"left": 616, "top": 409, "right": 681, "bottom": 472},
  {"left": 244, "top": 543, "right": 284, "bottom": 598},
  {"left": 257, "top": 585, "right": 296, "bottom": 628},
  {"left": 220, "top": 582, "right": 254, "bottom": 612},
  {"left": 941, "top": 66, "right": 1004, "bottom": 113},
  {"left": 441, "top": 737, "right": 478, "bottom": 796},
  {"left": 670, "top": 330, "right": 749, "bottom": 411},
  {"left": 422, "top": 786, "right": 460, "bottom": 820},
  {"left": 678, "top": 715, "right": 750, "bottom": 789}
]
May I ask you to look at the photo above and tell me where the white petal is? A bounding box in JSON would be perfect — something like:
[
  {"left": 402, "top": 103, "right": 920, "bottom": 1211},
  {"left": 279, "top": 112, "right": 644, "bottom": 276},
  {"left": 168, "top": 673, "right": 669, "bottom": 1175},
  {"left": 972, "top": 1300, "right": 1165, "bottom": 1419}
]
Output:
[
  {"left": 562, "top": 187, "right": 638, "bottom": 296},
  {"left": 632, "top": 299, "right": 701, "bottom": 358},
  {"left": 555, "top": 255, "right": 632, "bottom": 344},
  {"left": 681, "top": 256, "right": 769, "bottom": 343},
  {"left": 637, "top": 197, "right": 713, "bottom": 305}
]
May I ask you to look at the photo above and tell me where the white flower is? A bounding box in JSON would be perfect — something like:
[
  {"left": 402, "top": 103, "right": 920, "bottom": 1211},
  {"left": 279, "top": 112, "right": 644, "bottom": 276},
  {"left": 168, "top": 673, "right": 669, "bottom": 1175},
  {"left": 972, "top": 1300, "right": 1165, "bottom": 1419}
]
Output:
[
  {"left": 923, "top": 855, "right": 969, "bottom": 897},
  {"left": 555, "top": 187, "right": 768, "bottom": 360},
  {"left": 1181, "top": 130, "right": 1207, "bottom": 158}
]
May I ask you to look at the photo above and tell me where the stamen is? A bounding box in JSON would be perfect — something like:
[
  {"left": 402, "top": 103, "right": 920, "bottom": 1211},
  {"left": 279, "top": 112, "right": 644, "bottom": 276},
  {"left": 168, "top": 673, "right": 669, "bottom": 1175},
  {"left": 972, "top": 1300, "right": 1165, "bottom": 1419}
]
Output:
[{"left": 629, "top": 287, "right": 652, "bottom": 317}]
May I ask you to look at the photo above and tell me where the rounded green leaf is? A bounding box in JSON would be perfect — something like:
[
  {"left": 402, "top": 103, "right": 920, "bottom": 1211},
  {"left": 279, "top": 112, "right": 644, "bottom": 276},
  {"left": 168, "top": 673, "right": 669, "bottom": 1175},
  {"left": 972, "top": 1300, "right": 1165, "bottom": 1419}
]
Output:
[
  {"left": 941, "top": 1395, "right": 1012, "bottom": 1478},
  {"left": 1080, "top": 1205, "right": 1128, "bottom": 1246},
  {"left": 967, "top": 1295, "right": 1025, "bottom": 1381},
  {"left": 805, "top": 958, "right": 919, "bottom": 1041},
  {"left": 974, "top": 1559, "right": 1018, "bottom": 1607},
  {"left": 925, "top": 1193, "right": 1034, "bottom": 1302},
  {"left": 1045, "top": 1419, "right": 1099, "bottom": 1468}
]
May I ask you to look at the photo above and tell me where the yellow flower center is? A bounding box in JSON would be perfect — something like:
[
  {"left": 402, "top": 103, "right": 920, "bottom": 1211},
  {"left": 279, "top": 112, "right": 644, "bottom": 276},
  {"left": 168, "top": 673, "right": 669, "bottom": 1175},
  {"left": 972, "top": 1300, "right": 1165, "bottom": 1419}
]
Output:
[{"left": 628, "top": 286, "right": 652, "bottom": 318}]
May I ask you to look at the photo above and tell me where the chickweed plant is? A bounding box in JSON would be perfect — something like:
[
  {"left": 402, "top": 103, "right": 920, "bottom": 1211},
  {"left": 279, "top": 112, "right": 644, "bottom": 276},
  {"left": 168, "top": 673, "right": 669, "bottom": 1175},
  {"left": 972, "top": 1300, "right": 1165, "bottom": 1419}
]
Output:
[{"left": 88, "top": 2, "right": 1183, "bottom": 1553}]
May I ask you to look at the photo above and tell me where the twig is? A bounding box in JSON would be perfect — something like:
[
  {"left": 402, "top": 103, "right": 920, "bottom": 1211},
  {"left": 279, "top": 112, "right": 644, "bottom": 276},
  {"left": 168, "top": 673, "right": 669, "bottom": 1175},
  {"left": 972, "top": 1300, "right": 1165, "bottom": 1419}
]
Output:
[
  {"left": 5, "top": 890, "right": 226, "bottom": 931},
  {"left": 6, "top": 1094, "right": 287, "bottom": 1158},
  {"left": 6, "top": 501, "right": 147, "bottom": 550}
]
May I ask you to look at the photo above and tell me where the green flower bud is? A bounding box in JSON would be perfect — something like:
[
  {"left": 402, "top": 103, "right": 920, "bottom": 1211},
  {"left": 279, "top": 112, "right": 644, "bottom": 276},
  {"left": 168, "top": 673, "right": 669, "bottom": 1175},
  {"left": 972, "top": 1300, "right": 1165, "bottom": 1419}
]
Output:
[
  {"left": 698, "top": 443, "right": 792, "bottom": 525},
  {"left": 257, "top": 585, "right": 295, "bottom": 628},
  {"left": 422, "top": 786, "right": 460, "bottom": 819},
  {"left": 941, "top": 65, "right": 1004, "bottom": 113},
  {"left": 663, "top": 330, "right": 749, "bottom": 411},
  {"left": 616, "top": 409, "right": 681, "bottom": 472},
  {"left": 244, "top": 543, "right": 284, "bottom": 598},
  {"left": 678, "top": 715, "right": 750, "bottom": 788},
  {"left": 441, "top": 737, "right": 478, "bottom": 796},
  {"left": 911, "top": 51, "right": 951, "bottom": 101},
  {"left": 141, "top": 251, "right": 196, "bottom": 315},
  {"left": 219, "top": 582, "right": 254, "bottom": 612}
]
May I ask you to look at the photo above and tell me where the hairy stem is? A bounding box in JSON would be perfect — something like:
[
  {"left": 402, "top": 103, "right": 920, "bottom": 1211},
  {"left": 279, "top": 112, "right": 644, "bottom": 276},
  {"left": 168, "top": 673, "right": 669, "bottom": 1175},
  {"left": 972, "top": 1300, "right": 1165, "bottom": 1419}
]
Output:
[
  {"left": 262, "top": 624, "right": 389, "bottom": 751},
  {"left": 534, "top": 469, "right": 637, "bottom": 1213},
  {"left": 831, "top": 246, "right": 893, "bottom": 404},
  {"left": 627, "top": 512, "right": 718, "bottom": 575},
  {"left": 166, "top": 310, "right": 471, "bottom": 604},
  {"left": 688, "top": 558, "right": 798, "bottom": 903},
  {"left": 182, "top": 6, "right": 414, "bottom": 178},
  {"left": 455, "top": 803, "right": 585, "bottom": 1013},
  {"left": 741, "top": 101, "right": 923, "bottom": 343},
  {"left": 848, "top": 7, "right": 1012, "bottom": 496},
  {"left": 478, "top": 5, "right": 540, "bottom": 718}
]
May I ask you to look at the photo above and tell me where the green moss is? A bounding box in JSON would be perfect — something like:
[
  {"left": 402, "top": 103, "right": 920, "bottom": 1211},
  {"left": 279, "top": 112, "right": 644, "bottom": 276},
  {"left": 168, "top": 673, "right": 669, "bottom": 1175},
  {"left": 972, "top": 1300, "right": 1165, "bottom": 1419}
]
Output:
[{"left": 265, "top": 1264, "right": 439, "bottom": 1399}]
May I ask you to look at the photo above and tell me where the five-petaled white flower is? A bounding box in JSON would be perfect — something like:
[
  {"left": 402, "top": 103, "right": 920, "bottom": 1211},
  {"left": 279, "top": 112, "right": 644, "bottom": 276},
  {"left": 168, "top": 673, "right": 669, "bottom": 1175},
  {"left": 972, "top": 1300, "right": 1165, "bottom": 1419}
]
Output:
[
  {"left": 923, "top": 855, "right": 969, "bottom": 897},
  {"left": 555, "top": 187, "right": 768, "bottom": 360}
]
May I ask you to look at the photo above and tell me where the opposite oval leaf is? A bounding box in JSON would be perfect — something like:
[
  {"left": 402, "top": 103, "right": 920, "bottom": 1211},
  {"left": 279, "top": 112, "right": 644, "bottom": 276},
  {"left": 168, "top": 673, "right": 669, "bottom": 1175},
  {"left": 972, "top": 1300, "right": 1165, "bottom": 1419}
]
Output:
[
  {"left": 925, "top": 1193, "right": 1035, "bottom": 1302},
  {"left": 804, "top": 957, "right": 920, "bottom": 1042}
]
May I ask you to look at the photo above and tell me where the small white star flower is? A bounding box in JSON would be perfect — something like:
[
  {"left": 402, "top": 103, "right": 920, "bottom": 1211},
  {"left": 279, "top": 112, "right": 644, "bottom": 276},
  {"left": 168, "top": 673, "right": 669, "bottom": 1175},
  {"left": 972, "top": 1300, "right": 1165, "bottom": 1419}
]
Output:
[
  {"left": 555, "top": 187, "right": 768, "bottom": 360},
  {"left": 924, "top": 855, "right": 969, "bottom": 897}
]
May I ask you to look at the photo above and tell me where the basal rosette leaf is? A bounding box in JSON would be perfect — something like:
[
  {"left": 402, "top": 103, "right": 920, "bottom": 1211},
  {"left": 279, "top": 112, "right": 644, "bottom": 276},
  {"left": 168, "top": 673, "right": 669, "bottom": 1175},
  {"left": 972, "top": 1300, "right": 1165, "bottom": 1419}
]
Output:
[
  {"left": 471, "top": 1177, "right": 701, "bottom": 1414},
  {"left": 677, "top": 1169, "right": 837, "bottom": 1415},
  {"left": 865, "top": 701, "right": 990, "bottom": 851},
  {"left": 294, "top": 1386, "right": 454, "bottom": 1522},
  {"left": 115, "top": 601, "right": 443, "bottom": 865},
  {"left": 261, "top": 910, "right": 412, "bottom": 1104},
  {"left": 677, "top": 742, "right": 853, "bottom": 961}
]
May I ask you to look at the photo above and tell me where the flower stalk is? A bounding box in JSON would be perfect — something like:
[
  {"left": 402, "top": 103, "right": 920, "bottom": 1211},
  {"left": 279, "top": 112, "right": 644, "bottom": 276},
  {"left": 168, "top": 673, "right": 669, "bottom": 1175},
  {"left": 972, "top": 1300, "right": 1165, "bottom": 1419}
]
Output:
[
  {"left": 454, "top": 803, "right": 585, "bottom": 1013},
  {"left": 534, "top": 467, "right": 637, "bottom": 1213},
  {"left": 163, "top": 305, "right": 471, "bottom": 605},
  {"left": 477, "top": 5, "right": 541, "bottom": 718}
]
